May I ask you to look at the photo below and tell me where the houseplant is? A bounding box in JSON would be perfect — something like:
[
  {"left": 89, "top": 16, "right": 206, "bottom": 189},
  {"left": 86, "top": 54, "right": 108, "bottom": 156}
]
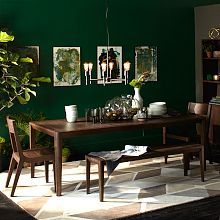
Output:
[
  {"left": 9, "top": 111, "right": 51, "bottom": 148},
  {"left": 0, "top": 29, "right": 51, "bottom": 112},
  {"left": 0, "top": 136, "right": 11, "bottom": 172},
  {"left": 202, "top": 42, "right": 215, "bottom": 58},
  {"left": 129, "top": 71, "right": 150, "bottom": 109},
  {"left": 62, "top": 147, "right": 71, "bottom": 162}
]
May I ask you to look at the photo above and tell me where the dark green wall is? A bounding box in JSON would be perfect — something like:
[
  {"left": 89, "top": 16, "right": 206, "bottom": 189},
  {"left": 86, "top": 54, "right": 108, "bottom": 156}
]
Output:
[{"left": 1, "top": 0, "right": 220, "bottom": 156}]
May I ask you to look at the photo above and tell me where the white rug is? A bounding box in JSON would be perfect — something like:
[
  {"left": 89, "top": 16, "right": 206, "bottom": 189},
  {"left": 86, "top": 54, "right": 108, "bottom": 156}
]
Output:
[{"left": 0, "top": 156, "right": 220, "bottom": 220}]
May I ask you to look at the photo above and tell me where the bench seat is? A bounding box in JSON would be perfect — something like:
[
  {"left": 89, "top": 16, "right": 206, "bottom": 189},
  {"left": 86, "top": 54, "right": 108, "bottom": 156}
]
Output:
[{"left": 85, "top": 144, "right": 204, "bottom": 202}]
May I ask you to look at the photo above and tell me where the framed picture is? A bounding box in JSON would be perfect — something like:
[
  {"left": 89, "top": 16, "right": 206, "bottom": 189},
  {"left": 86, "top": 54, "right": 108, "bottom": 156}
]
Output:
[
  {"left": 97, "top": 46, "right": 122, "bottom": 84},
  {"left": 53, "top": 47, "right": 81, "bottom": 86},
  {"left": 15, "top": 46, "right": 40, "bottom": 74},
  {"left": 135, "top": 46, "right": 157, "bottom": 81}
]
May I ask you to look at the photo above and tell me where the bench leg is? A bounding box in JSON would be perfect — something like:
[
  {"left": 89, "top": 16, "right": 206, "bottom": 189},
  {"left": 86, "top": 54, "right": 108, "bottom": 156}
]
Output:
[
  {"left": 98, "top": 160, "right": 105, "bottom": 202},
  {"left": 86, "top": 156, "right": 91, "bottom": 194},
  {"left": 199, "top": 149, "right": 205, "bottom": 182},
  {"left": 183, "top": 153, "right": 189, "bottom": 176}
]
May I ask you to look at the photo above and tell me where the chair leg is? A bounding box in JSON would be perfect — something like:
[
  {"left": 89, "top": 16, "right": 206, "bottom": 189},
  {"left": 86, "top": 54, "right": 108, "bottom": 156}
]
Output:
[
  {"left": 199, "top": 149, "right": 205, "bottom": 182},
  {"left": 98, "top": 160, "right": 105, "bottom": 202},
  {"left": 45, "top": 161, "right": 49, "bottom": 183},
  {"left": 183, "top": 153, "right": 190, "bottom": 176},
  {"left": 31, "top": 163, "right": 35, "bottom": 178},
  {"left": 183, "top": 153, "right": 190, "bottom": 171},
  {"left": 164, "top": 156, "right": 168, "bottom": 164},
  {"left": 5, "top": 157, "right": 17, "bottom": 187},
  {"left": 11, "top": 161, "right": 23, "bottom": 197}
]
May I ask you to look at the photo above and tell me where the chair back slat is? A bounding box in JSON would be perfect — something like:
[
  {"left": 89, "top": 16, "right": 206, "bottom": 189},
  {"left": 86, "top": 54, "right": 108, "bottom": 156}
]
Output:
[
  {"left": 187, "top": 102, "right": 211, "bottom": 138},
  {"left": 209, "top": 104, "right": 220, "bottom": 143},
  {"left": 6, "top": 116, "right": 23, "bottom": 157}
]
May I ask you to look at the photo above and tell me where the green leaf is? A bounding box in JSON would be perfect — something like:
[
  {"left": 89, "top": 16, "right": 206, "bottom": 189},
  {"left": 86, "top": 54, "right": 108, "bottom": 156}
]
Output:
[
  {"left": 17, "top": 95, "right": 27, "bottom": 104},
  {"left": 32, "top": 77, "right": 51, "bottom": 83},
  {"left": 0, "top": 31, "right": 14, "bottom": 43},
  {"left": 25, "top": 87, "right": 36, "bottom": 96},
  {"left": 20, "top": 57, "right": 33, "bottom": 63},
  {"left": 25, "top": 90, "right": 30, "bottom": 101},
  {"left": 0, "top": 48, "right": 7, "bottom": 54}
]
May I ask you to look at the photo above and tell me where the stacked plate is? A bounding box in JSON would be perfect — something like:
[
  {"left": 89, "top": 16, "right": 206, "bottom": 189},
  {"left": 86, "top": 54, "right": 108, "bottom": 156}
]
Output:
[{"left": 149, "top": 102, "right": 167, "bottom": 116}]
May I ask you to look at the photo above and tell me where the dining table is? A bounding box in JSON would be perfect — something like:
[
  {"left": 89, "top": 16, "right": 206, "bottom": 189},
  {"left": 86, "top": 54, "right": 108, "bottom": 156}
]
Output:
[{"left": 29, "top": 114, "right": 206, "bottom": 196}]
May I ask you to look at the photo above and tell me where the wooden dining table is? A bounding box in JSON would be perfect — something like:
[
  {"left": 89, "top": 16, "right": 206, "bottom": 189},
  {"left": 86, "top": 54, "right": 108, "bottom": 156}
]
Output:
[{"left": 29, "top": 114, "right": 206, "bottom": 196}]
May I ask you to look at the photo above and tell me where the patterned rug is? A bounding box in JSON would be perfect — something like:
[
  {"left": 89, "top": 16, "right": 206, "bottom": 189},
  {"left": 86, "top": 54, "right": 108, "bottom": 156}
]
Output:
[{"left": 0, "top": 156, "right": 220, "bottom": 220}]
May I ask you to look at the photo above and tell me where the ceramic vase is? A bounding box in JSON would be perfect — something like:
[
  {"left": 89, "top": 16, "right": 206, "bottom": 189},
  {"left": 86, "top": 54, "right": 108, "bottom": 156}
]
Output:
[{"left": 132, "top": 87, "right": 143, "bottom": 109}]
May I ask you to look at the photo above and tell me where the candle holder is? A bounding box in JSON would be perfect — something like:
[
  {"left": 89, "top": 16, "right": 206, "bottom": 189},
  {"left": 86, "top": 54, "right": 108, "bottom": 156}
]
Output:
[{"left": 83, "top": 61, "right": 131, "bottom": 86}]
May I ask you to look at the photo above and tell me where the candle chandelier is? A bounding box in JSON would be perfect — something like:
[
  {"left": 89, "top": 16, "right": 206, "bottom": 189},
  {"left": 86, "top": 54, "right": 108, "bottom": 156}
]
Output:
[{"left": 84, "top": 0, "right": 131, "bottom": 86}]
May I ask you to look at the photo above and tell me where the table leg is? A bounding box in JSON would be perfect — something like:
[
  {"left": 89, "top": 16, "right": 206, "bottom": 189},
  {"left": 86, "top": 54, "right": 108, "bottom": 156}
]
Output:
[{"left": 54, "top": 132, "right": 62, "bottom": 196}]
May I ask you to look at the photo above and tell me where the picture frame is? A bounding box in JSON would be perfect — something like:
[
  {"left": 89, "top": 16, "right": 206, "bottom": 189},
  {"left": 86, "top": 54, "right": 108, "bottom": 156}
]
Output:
[
  {"left": 135, "top": 46, "right": 157, "bottom": 82},
  {"left": 53, "top": 47, "right": 81, "bottom": 86},
  {"left": 97, "top": 46, "right": 122, "bottom": 84}
]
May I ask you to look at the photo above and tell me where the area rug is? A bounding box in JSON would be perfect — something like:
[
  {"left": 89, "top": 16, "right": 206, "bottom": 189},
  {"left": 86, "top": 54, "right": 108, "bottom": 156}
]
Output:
[
  {"left": 0, "top": 156, "right": 220, "bottom": 220},
  {"left": 0, "top": 191, "right": 35, "bottom": 219}
]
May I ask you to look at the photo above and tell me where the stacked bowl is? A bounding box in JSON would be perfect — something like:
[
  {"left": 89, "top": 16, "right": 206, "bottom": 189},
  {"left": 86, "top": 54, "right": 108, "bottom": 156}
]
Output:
[
  {"left": 65, "top": 105, "right": 78, "bottom": 122},
  {"left": 149, "top": 102, "right": 167, "bottom": 116}
]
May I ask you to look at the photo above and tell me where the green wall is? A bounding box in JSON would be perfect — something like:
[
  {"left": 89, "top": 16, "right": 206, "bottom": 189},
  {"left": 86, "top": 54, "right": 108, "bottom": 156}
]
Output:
[{"left": 1, "top": 0, "right": 220, "bottom": 157}]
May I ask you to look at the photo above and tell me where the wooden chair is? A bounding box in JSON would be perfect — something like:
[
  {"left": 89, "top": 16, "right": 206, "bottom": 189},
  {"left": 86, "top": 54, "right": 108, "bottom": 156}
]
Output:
[
  {"left": 208, "top": 104, "right": 220, "bottom": 163},
  {"left": 5, "top": 116, "right": 56, "bottom": 196},
  {"left": 163, "top": 102, "right": 211, "bottom": 164}
]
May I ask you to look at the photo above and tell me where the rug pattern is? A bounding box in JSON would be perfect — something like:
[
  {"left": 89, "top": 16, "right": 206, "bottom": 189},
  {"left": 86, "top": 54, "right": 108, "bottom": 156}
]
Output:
[{"left": 0, "top": 156, "right": 220, "bottom": 220}]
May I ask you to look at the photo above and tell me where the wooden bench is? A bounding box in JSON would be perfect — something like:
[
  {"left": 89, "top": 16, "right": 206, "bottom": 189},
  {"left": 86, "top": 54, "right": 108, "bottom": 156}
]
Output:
[{"left": 85, "top": 144, "right": 204, "bottom": 202}]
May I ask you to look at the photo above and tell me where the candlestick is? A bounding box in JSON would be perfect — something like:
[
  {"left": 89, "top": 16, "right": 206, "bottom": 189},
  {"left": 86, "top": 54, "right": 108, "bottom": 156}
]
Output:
[
  {"left": 123, "top": 61, "right": 131, "bottom": 71},
  {"left": 84, "top": 63, "right": 89, "bottom": 72}
]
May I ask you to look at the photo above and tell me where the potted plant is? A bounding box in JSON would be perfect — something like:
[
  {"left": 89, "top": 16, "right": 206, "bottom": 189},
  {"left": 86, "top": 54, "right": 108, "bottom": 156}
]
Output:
[
  {"left": 202, "top": 43, "right": 215, "bottom": 58},
  {"left": 62, "top": 147, "right": 71, "bottom": 163},
  {"left": 129, "top": 71, "right": 150, "bottom": 109},
  {"left": 0, "top": 29, "right": 51, "bottom": 112},
  {"left": 0, "top": 136, "right": 6, "bottom": 154},
  {"left": 0, "top": 136, "right": 11, "bottom": 172}
]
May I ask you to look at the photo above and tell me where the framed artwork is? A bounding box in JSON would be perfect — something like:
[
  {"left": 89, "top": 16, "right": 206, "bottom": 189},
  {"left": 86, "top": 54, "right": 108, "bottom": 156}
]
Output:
[
  {"left": 14, "top": 46, "right": 40, "bottom": 75},
  {"left": 135, "top": 46, "right": 157, "bottom": 81},
  {"left": 97, "top": 46, "right": 122, "bottom": 84},
  {"left": 53, "top": 47, "right": 81, "bottom": 86}
]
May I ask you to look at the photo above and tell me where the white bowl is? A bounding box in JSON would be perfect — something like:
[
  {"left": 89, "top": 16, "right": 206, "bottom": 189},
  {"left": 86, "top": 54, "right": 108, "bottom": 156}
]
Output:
[{"left": 149, "top": 102, "right": 167, "bottom": 116}]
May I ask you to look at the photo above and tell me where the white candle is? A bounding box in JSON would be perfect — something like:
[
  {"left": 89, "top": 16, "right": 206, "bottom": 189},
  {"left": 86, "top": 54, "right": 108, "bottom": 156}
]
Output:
[
  {"left": 123, "top": 61, "right": 131, "bottom": 71},
  {"left": 88, "top": 62, "right": 93, "bottom": 72},
  {"left": 213, "top": 75, "right": 219, "bottom": 80},
  {"left": 84, "top": 63, "right": 89, "bottom": 72}
]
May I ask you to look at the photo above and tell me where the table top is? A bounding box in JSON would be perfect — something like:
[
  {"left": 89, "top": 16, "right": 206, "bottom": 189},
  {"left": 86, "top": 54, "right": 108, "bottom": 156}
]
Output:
[{"left": 29, "top": 115, "right": 203, "bottom": 138}]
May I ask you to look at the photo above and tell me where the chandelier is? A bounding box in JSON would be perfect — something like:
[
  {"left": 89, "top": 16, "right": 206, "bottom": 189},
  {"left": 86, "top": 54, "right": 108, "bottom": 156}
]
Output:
[{"left": 83, "top": 0, "right": 131, "bottom": 86}]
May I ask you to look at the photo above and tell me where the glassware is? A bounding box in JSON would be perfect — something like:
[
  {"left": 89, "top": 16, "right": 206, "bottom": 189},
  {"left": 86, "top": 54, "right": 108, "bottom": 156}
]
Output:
[{"left": 104, "top": 95, "right": 137, "bottom": 120}]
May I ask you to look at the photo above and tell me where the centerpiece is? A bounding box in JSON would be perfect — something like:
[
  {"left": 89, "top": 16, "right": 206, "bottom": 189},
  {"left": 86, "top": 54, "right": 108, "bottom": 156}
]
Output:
[{"left": 129, "top": 71, "right": 150, "bottom": 109}]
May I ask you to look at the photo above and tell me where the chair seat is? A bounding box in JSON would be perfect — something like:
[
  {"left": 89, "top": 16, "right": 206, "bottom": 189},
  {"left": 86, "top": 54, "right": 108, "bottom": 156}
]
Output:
[{"left": 21, "top": 148, "right": 54, "bottom": 162}]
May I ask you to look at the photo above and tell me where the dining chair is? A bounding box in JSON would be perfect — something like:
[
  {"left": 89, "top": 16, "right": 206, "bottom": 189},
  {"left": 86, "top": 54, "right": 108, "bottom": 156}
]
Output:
[
  {"left": 163, "top": 102, "right": 211, "bottom": 164},
  {"left": 207, "top": 104, "right": 220, "bottom": 163},
  {"left": 5, "top": 116, "right": 56, "bottom": 196}
]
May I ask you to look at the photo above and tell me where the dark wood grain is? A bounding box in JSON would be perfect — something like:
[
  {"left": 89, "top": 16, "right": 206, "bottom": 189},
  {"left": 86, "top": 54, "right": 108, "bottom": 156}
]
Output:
[{"left": 29, "top": 115, "right": 206, "bottom": 196}]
